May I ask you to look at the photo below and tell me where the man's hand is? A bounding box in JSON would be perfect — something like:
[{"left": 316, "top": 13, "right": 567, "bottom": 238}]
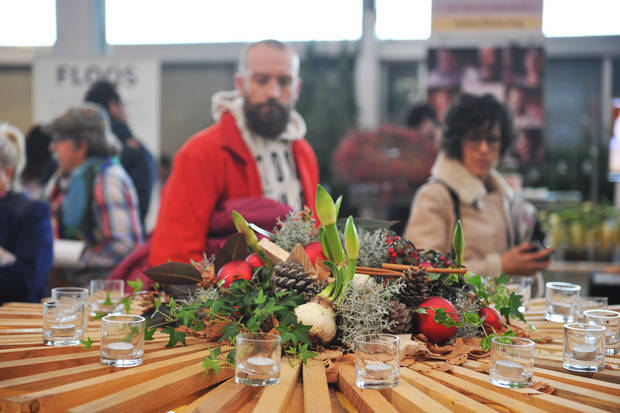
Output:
[{"left": 501, "top": 242, "right": 553, "bottom": 275}]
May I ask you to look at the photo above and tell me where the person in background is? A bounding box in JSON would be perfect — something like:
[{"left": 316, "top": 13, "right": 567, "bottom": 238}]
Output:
[
  {"left": 44, "top": 103, "right": 143, "bottom": 287},
  {"left": 406, "top": 103, "right": 441, "bottom": 149},
  {"left": 150, "top": 39, "right": 319, "bottom": 266},
  {"left": 404, "top": 93, "right": 552, "bottom": 281},
  {"left": 0, "top": 123, "right": 53, "bottom": 303},
  {"left": 85, "top": 80, "right": 156, "bottom": 231},
  {"left": 21, "top": 124, "right": 57, "bottom": 198}
]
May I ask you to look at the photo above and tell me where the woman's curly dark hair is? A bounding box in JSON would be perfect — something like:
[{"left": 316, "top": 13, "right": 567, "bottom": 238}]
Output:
[{"left": 440, "top": 93, "right": 515, "bottom": 160}]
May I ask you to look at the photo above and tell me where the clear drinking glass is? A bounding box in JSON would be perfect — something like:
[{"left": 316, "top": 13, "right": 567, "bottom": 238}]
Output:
[
  {"left": 235, "top": 333, "right": 281, "bottom": 386},
  {"left": 545, "top": 282, "right": 581, "bottom": 322},
  {"left": 100, "top": 314, "right": 145, "bottom": 367},
  {"left": 506, "top": 277, "right": 533, "bottom": 312},
  {"left": 577, "top": 297, "right": 608, "bottom": 321},
  {"left": 90, "top": 279, "right": 124, "bottom": 316},
  {"left": 354, "top": 334, "right": 400, "bottom": 389},
  {"left": 51, "top": 287, "right": 89, "bottom": 328},
  {"left": 584, "top": 309, "right": 620, "bottom": 355},
  {"left": 42, "top": 301, "right": 85, "bottom": 346},
  {"left": 563, "top": 323, "right": 606, "bottom": 372},
  {"left": 489, "top": 337, "right": 535, "bottom": 388}
]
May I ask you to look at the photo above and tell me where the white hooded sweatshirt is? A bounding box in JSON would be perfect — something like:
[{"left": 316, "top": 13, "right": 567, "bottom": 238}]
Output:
[{"left": 211, "top": 91, "right": 306, "bottom": 211}]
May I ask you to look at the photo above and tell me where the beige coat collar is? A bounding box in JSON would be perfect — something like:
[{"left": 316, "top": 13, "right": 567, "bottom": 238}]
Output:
[{"left": 431, "top": 152, "right": 514, "bottom": 205}]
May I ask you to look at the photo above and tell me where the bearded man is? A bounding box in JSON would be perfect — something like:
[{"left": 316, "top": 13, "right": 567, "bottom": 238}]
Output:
[{"left": 149, "top": 40, "right": 319, "bottom": 265}]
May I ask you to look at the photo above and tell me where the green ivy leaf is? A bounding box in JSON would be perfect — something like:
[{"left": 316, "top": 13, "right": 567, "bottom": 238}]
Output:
[
  {"left": 495, "top": 273, "right": 511, "bottom": 286},
  {"left": 298, "top": 343, "right": 317, "bottom": 364},
  {"left": 102, "top": 290, "right": 113, "bottom": 306},
  {"left": 254, "top": 288, "right": 266, "bottom": 305},
  {"left": 80, "top": 337, "right": 93, "bottom": 349},
  {"left": 432, "top": 307, "right": 462, "bottom": 329},
  {"left": 127, "top": 278, "right": 143, "bottom": 293},
  {"left": 218, "top": 322, "right": 239, "bottom": 343},
  {"left": 463, "top": 311, "right": 483, "bottom": 327},
  {"left": 145, "top": 327, "right": 157, "bottom": 341},
  {"left": 120, "top": 297, "right": 132, "bottom": 314},
  {"left": 163, "top": 326, "right": 187, "bottom": 348}
]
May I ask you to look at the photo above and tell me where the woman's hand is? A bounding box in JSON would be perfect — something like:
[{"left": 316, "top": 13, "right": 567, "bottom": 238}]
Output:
[{"left": 501, "top": 242, "right": 553, "bottom": 275}]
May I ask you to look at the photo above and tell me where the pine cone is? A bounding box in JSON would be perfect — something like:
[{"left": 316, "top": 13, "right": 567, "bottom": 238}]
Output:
[
  {"left": 386, "top": 300, "right": 413, "bottom": 334},
  {"left": 271, "top": 262, "right": 319, "bottom": 301},
  {"left": 397, "top": 267, "right": 429, "bottom": 308}
]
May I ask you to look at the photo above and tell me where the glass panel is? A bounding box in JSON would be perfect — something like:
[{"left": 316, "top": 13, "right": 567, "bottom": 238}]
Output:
[
  {"left": 106, "top": 0, "right": 362, "bottom": 44},
  {"left": 543, "top": 0, "right": 620, "bottom": 37},
  {"left": 375, "top": 0, "right": 431, "bottom": 40},
  {"left": 0, "top": 0, "right": 56, "bottom": 46}
]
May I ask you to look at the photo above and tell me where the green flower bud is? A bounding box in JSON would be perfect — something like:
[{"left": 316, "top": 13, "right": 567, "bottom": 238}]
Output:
[
  {"left": 315, "top": 184, "right": 336, "bottom": 226},
  {"left": 452, "top": 219, "right": 464, "bottom": 266},
  {"left": 344, "top": 216, "right": 359, "bottom": 260}
]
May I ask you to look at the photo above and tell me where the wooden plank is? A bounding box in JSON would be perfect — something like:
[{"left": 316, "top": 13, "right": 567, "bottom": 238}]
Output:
[
  {"left": 0, "top": 344, "right": 206, "bottom": 392},
  {"left": 465, "top": 359, "right": 620, "bottom": 395},
  {"left": 1, "top": 348, "right": 220, "bottom": 412},
  {"left": 289, "top": 382, "right": 304, "bottom": 413},
  {"left": 303, "top": 358, "right": 332, "bottom": 413},
  {"left": 447, "top": 364, "right": 615, "bottom": 413},
  {"left": 252, "top": 359, "right": 301, "bottom": 413},
  {"left": 380, "top": 379, "right": 452, "bottom": 413},
  {"left": 400, "top": 367, "right": 496, "bottom": 413},
  {"left": 183, "top": 377, "right": 262, "bottom": 413},
  {"left": 336, "top": 364, "right": 398, "bottom": 413},
  {"left": 423, "top": 369, "right": 549, "bottom": 413},
  {"left": 534, "top": 356, "right": 620, "bottom": 383},
  {"left": 66, "top": 365, "right": 234, "bottom": 413}
]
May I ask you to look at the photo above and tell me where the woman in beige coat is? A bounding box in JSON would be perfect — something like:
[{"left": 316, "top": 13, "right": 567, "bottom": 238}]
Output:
[{"left": 404, "top": 93, "right": 552, "bottom": 281}]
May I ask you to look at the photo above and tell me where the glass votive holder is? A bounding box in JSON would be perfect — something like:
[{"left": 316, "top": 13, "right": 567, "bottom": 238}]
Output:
[
  {"left": 100, "top": 314, "right": 145, "bottom": 367},
  {"left": 354, "top": 334, "right": 400, "bottom": 389},
  {"left": 42, "top": 301, "right": 85, "bottom": 346},
  {"left": 545, "top": 282, "right": 581, "bottom": 322},
  {"left": 577, "top": 297, "right": 608, "bottom": 321},
  {"left": 51, "top": 287, "right": 90, "bottom": 328},
  {"left": 563, "top": 323, "right": 606, "bottom": 372},
  {"left": 584, "top": 309, "right": 620, "bottom": 355},
  {"left": 90, "top": 279, "right": 124, "bottom": 316},
  {"left": 235, "top": 333, "right": 281, "bottom": 386},
  {"left": 489, "top": 337, "right": 534, "bottom": 388},
  {"left": 506, "top": 277, "right": 533, "bottom": 312}
]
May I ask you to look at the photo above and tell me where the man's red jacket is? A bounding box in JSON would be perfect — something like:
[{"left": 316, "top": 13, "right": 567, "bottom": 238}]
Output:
[{"left": 149, "top": 112, "right": 319, "bottom": 266}]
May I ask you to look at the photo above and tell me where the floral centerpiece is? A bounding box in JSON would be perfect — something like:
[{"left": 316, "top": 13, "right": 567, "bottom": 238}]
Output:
[{"left": 137, "top": 185, "right": 549, "bottom": 374}]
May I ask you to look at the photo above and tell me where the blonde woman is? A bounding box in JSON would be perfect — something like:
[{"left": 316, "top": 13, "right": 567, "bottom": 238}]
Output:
[{"left": 0, "top": 123, "right": 53, "bottom": 303}]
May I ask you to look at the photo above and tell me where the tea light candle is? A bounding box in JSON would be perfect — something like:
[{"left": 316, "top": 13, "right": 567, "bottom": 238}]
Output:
[
  {"left": 106, "top": 342, "right": 134, "bottom": 358},
  {"left": 247, "top": 356, "right": 274, "bottom": 374},
  {"left": 50, "top": 324, "right": 76, "bottom": 337},
  {"left": 365, "top": 362, "right": 392, "bottom": 379},
  {"left": 494, "top": 360, "right": 524, "bottom": 377},
  {"left": 552, "top": 302, "right": 573, "bottom": 316},
  {"left": 572, "top": 344, "right": 596, "bottom": 361}
]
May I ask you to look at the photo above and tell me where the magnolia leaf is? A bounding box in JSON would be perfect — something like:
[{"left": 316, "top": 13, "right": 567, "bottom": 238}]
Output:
[
  {"left": 214, "top": 233, "right": 248, "bottom": 273},
  {"left": 143, "top": 262, "right": 201, "bottom": 284},
  {"left": 141, "top": 305, "right": 176, "bottom": 329},
  {"left": 336, "top": 218, "right": 398, "bottom": 232}
]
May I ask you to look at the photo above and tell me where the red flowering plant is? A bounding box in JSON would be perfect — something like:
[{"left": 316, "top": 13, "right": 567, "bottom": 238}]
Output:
[{"left": 333, "top": 124, "right": 438, "bottom": 193}]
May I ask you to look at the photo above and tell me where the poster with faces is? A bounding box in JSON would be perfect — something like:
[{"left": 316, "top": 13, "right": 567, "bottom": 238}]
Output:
[{"left": 427, "top": 46, "right": 545, "bottom": 171}]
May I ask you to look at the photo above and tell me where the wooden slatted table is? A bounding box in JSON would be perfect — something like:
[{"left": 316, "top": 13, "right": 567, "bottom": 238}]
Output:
[{"left": 0, "top": 299, "right": 618, "bottom": 412}]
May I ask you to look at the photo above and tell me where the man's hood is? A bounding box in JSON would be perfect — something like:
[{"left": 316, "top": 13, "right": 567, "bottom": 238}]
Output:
[{"left": 211, "top": 90, "right": 306, "bottom": 143}]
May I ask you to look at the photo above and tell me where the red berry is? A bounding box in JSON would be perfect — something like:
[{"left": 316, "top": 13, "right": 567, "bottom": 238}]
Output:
[
  {"left": 415, "top": 297, "right": 459, "bottom": 343},
  {"left": 216, "top": 260, "right": 253, "bottom": 288}
]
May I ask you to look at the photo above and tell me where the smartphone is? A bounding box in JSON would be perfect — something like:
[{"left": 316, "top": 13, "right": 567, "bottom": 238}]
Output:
[{"left": 527, "top": 219, "right": 551, "bottom": 261}]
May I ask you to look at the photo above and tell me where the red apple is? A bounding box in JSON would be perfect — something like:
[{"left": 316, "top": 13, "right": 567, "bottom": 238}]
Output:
[
  {"left": 245, "top": 252, "right": 263, "bottom": 269},
  {"left": 304, "top": 242, "right": 326, "bottom": 267},
  {"left": 479, "top": 306, "right": 505, "bottom": 334},
  {"left": 415, "top": 297, "right": 459, "bottom": 343},
  {"left": 216, "top": 260, "right": 253, "bottom": 288}
]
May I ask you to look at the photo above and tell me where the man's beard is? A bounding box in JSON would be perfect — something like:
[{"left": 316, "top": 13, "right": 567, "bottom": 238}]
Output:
[{"left": 243, "top": 98, "right": 290, "bottom": 139}]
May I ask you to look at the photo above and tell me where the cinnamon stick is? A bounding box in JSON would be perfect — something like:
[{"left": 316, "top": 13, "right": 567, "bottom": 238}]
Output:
[
  {"left": 381, "top": 263, "right": 467, "bottom": 274},
  {"left": 354, "top": 266, "right": 402, "bottom": 278}
]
